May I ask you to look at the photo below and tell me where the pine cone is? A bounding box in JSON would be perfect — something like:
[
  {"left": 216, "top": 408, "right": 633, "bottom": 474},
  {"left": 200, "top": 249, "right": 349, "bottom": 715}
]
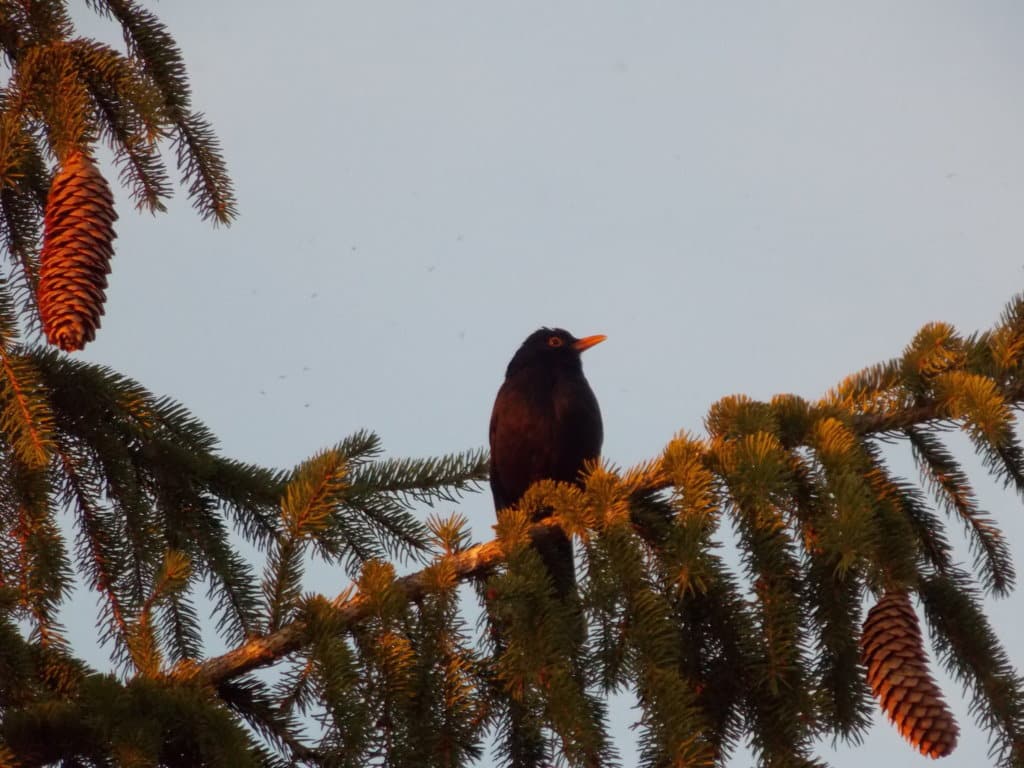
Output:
[
  {"left": 38, "top": 151, "right": 118, "bottom": 352},
  {"left": 860, "top": 590, "right": 959, "bottom": 758}
]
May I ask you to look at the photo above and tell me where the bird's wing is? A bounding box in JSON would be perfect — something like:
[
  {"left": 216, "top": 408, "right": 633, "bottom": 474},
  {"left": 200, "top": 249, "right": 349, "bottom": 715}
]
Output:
[{"left": 489, "top": 383, "right": 554, "bottom": 510}]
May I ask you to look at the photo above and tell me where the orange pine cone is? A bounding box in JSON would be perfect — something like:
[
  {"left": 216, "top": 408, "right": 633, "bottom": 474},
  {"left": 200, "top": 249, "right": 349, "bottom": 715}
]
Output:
[
  {"left": 860, "top": 590, "right": 959, "bottom": 759},
  {"left": 37, "top": 151, "right": 118, "bottom": 352}
]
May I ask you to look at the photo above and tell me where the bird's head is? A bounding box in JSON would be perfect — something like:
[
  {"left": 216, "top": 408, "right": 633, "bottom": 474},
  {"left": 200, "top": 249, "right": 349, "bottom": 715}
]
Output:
[{"left": 504, "top": 327, "right": 606, "bottom": 378}]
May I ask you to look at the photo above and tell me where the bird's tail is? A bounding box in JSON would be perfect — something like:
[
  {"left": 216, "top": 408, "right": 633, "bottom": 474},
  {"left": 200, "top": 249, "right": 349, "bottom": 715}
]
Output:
[
  {"left": 532, "top": 526, "right": 575, "bottom": 601},
  {"left": 509, "top": 527, "right": 577, "bottom": 767}
]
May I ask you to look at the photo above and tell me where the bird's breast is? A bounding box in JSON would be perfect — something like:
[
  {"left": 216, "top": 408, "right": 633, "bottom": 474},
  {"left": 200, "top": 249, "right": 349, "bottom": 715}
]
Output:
[{"left": 489, "top": 368, "right": 602, "bottom": 507}]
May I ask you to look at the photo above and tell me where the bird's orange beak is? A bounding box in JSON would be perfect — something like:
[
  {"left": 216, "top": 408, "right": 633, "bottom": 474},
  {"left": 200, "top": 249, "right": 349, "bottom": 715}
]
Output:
[{"left": 573, "top": 334, "right": 607, "bottom": 352}]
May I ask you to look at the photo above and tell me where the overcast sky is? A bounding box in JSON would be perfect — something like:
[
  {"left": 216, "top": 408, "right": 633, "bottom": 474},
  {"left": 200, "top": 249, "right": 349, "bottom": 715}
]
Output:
[{"left": 66, "top": 3, "right": 1024, "bottom": 766}]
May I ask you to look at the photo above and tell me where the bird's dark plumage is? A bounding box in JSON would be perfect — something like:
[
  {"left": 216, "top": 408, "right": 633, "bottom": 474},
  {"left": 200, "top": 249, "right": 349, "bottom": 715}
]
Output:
[{"left": 489, "top": 327, "right": 604, "bottom": 597}]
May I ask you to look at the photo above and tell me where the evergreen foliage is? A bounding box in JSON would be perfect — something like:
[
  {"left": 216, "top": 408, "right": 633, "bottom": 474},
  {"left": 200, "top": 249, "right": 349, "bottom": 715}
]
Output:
[
  {"left": 1, "top": 4, "right": 1023, "bottom": 767},
  {"left": 0, "top": 0, "right": 236, "bottom": 341}
]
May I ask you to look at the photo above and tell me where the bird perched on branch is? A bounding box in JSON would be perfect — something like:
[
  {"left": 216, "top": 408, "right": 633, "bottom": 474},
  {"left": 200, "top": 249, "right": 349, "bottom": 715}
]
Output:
[{"left": 489, "top": 327, "right": 605, "bottom": 599}]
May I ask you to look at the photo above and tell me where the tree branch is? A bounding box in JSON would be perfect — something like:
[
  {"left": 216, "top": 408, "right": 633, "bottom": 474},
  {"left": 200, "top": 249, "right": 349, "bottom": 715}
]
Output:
[
  {"left": 171, "top": 378, "right": 1024, "bottom": 689},
  {"left": 850, "top": 379, "right": 1024, "bottom": 434},
  {"left": 172, "top": 528, "right": 521, "bottom": 687}
]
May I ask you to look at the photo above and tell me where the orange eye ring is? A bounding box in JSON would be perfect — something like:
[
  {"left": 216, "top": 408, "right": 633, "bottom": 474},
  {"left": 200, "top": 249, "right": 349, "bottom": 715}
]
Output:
[{"left": 547, "top": 336, "right": 564, "bottom": 348}]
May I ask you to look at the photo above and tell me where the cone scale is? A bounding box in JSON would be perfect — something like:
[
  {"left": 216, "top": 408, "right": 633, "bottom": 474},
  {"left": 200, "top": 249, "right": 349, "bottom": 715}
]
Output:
[
  {"left": 860, "top": 590, "right": 959, "bottom": 759},
  {"left": 37, "top": 151, "right": 118, "bottom": 352}
]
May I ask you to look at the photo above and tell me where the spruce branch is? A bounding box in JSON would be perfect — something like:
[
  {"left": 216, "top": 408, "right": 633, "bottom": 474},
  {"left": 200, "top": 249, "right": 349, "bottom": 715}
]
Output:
[
  {"left": 155, "top": 588, "right": 203, "bottom": 666},
  {"left": 173, "top": 366, "right": 1024, "bottom": 688},
  {"left": 919, "top": 572, "right": 1024, "bottom": 767},
  {"left": 907, "top": 426, "right": 1015, "bottom": 596},
  {"left": 0, "top": 347, "right": 53, "bottom": 467},
  {"left": 91, "top": 0, "right": 238, "bottom": 222},
  {"left": 848, "top": 379, "right": 1024, "bottom": 437},
  {"left": 55, "top": 441, "right": 133, "bottom": 657},
  {"left": 172, "top": 527, "right": 516, "bottom": 688},
  {"left": 4, "top": 258, "right": 1023, "bottom": 766},
  {"left": 168, "top": 330, "right": 1024, "bottom": 757},
  {"left": 218, "top": 675, "right": 316, "bottom": 765}
]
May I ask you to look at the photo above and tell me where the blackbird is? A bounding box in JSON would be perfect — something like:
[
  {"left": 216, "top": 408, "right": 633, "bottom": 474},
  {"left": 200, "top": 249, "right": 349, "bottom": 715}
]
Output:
[{"left": 489, "top": 327, "right": 605, "bottom": 599}]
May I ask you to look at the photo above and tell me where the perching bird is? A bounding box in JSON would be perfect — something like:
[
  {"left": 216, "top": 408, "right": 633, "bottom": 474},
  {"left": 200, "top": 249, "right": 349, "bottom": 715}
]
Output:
[{"left": 489, "top": 327, "right": 605, "bottom": 599}]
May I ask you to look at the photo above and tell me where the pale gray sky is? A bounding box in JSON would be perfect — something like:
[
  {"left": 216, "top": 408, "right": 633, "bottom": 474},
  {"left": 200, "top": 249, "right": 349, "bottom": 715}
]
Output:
[{"left": 67, "top": 3, "right": 1024, "bottom": 766}]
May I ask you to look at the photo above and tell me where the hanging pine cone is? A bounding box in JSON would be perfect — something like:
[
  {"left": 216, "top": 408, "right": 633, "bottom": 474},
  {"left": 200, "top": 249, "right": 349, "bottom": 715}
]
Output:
[
  {"left": 37, "top": 150, "right": 118, "bottom": 352},
  {"left": 860, "top": 590, "right": 959, "bottom": 758}
]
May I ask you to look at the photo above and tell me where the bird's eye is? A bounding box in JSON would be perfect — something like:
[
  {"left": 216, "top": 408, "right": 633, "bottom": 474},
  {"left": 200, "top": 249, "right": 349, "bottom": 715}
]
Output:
[{"left": 547, "top": 336, "right": 564, "bottom": 348}]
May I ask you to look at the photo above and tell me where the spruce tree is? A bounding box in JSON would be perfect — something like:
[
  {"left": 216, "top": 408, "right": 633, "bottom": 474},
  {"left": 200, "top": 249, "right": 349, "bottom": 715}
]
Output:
[{"left": 1, "top": 3, "right": 1023, "bottom": 767}]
